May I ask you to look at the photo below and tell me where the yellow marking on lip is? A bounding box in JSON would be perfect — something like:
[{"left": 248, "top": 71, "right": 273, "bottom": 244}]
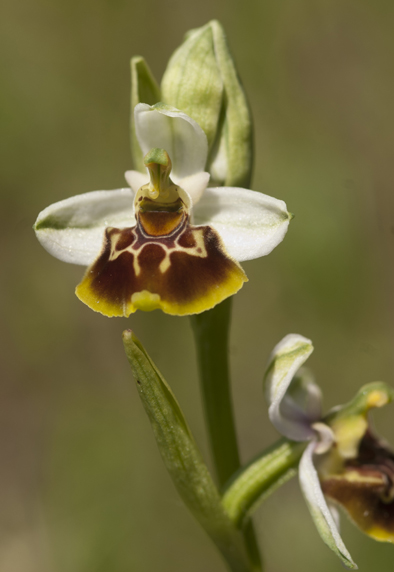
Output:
[
  {"left": 76, "top": 223, "right": 247, "bottom": 318},
  {"left": 331, "top": 415, "right": 368, "bottom": 459},
  {"left": 133, "top": 254, "right": 141, "bottom": 276},
  {"left": 328, "top": 470, "right": 385, "bottom": 486},
  {"left": 192, "top": 228, "right": 208, "bottom": 256},
  {"left": 131, "top": 291, "right": 161, "bottom": 311},
  {"left": 159, "top": 255, "right": 171, "bottom": 273}
]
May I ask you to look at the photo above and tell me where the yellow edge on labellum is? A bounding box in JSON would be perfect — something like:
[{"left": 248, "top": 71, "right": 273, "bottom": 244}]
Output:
[
  {"left": 321, "top": 429, "right": 394, "bottom": 545},
  {"left": 366, "top": 526, "right": 394, "bottom": 544},
  {"left": 74, "top": 221, "right": 248, "bottom": 318},
  {"left": 76, "top": 272, "right": 247, "bottom": 317}
]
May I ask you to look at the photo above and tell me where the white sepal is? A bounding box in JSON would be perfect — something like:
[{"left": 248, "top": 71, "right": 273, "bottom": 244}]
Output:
[
  {"left": 178, "top": 172, "right": 210, "bottom": 205},
  {"left": 34, "top": 189, "right": 135, "bottom": 266},
  {"left": 299, "top": 442, "right": 358, "bottom": 569},
  {"left": 311, "top": 422, "right": 335, "bottom": 455},
  {"left": 279, "top": 368, "right": 322, "bottom": 435},
  {"left": 264, "top": 334, "right": 315, "bottom": 440},
  {"left": 124, "top": 170, "right": 148, "bottom": 193},
  {"left": 193, "top": 187, "right": 291, "bottom": 262},
  {"left": 328, "top": 502, "right": 341, "bottom": 531},
  {"left": 134, "top": 103, "right": 208, "bottom": 181}
]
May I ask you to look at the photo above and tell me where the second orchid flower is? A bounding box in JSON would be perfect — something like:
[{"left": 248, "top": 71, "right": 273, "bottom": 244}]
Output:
[{"left": 264, "top": 334, "right": 394, "bottom": 569}]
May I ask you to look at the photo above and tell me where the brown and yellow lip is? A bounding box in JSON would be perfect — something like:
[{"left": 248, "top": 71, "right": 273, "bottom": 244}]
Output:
[
  {"left": 76, "top": 150, "right": 247, "bottom": 317},
  {"left": 321, "top": 430, "right": 394, "bottom": 543}
]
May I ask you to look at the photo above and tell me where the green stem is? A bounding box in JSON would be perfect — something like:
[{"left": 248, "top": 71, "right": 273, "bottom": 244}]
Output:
[
  {"left": 190, "top": 298, "right": 240, "bottom": 483},
  {"left": 222, "top": 439, "right": 305, "bottom": 527},
  {"left": 190, "top": 298, "right": 262, "bottom": 571}
]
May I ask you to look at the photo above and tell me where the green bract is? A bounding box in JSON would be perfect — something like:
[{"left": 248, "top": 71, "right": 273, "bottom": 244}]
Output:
[{"left": 131, "top": 20, "right": 252, "bottom": 188}]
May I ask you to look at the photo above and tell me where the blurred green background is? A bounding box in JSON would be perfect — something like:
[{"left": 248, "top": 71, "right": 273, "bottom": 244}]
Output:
[{"left": 2, "top": 0, "right": 394, "bottom": 570}]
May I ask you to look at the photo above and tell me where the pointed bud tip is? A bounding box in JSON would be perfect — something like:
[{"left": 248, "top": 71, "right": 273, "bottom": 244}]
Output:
[
  {"left": 131, "top": 55, "right": 144, "bottom": 65},
  {"left": 122, "top": 329, "right": 134, "bottom": 342},
  {"left": 207, "top": 19, "right": 222, "bottom": 30}
]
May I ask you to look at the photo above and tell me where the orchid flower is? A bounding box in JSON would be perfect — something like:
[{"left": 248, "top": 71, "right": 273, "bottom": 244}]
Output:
[
  {"left": 264, "top": 334, "right": 394, "bottom": 569},
  {"left": 34, "top": 103, "right": 291, "bottom": 317}
]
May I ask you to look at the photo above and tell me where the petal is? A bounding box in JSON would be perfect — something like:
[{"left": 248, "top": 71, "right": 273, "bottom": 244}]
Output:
[
  {"left": 134, "top": 103, "right": 208, "bottom": 180},
  {"left": 124, "top": 170, "right": 149, "bottom": 193},
  {"left": 192, "top": 187, "right": 291, "bottom": 262},
  {"left": 264, "top": 334, "right": 316, "bottom": 441},
  {"left": 328, "top": 502, "right": 341, "bottom": 530},
  {"left": 321, "top": 430, "right": 394, "bottom": 543},
  {"left": 178, "top": 172, "right": 210, "bottom": 205},
  {"left": 76, "top": 223, "right": 247, "bottom": 317},
  {"left": 312, "top": 422, "right": 335, "bottom": 455},
  {"left": 34, "top": 189, "right": 135, "bottom": 266},
  {"left": 299, "top": 442, "right": 358, "bottom": 569},
  {"left": 280, "top": 368, "right": 323, "bottom": 433}
]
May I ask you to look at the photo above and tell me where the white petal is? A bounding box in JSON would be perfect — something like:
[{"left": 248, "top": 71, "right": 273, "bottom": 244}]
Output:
[
  {"left": 178, "top": 172, "right": 210, "bottom": 205},
  {"left": 280, "top": 368, "right": 322, "bottom": 431},
  {"left": 299, "top": 443, "right": 357, "bottom": 569},
  {"left": 328, "top": 503, "right": 341, "bottom": 531},
  {"left": 124, "top": 170, "right": 148, "bottom": 193},
  {"left": 192, "top": 187, "right": 290, "bottom": 262},
  {"left": 34, "top": 189, "right": 135, "bottom": 266},
  {"left": 134, "top": 103, "right": 208, "bottom": 180},
  {"left": 311, "top": 422, "right": 335, "bottom": 454},
  {"left": 264, "top": 334, "right": 315, "bottom": 440}
]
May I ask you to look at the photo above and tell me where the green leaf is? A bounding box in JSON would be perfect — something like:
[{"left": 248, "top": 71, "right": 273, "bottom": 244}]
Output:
[{"left": 122, "top": 330, "right": 257, "bottom": 572}]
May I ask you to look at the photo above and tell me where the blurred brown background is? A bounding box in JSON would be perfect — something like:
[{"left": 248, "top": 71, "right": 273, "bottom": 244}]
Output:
[{"left": 2, "top": 0, "right": 394, "bottom": 570}]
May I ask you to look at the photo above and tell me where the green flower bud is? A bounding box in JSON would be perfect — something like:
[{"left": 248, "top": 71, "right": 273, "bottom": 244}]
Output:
[{"left": 161, "top": 20, "right": 253, "bottom": 188}]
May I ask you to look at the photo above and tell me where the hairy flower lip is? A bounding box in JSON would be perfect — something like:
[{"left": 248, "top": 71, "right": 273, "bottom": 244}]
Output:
[{"left": 320, "top": 429, "right": 394, "bottom": 544}]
